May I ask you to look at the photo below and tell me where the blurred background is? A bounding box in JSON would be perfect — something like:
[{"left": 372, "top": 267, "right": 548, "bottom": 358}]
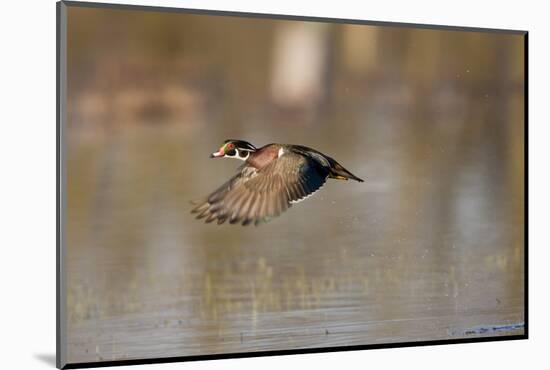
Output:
[{"left": 65, "top": 6, "right": 525, "bottom": 364}]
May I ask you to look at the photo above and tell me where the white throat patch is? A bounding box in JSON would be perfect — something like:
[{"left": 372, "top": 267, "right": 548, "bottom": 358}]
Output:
[
  {"left": 278, "top": 147, "right": 285, "bottom": 158},
  {"left": 227, "top": 149, "right": 250, "bottom": 161}
]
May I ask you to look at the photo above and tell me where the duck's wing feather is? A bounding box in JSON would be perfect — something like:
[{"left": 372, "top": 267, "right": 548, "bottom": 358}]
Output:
[{"left": 191, "top": 152, "right": 329, "bottom": 225}]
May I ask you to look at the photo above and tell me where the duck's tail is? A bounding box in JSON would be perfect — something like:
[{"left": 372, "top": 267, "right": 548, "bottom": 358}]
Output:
[{"left": 328, "top": 161, "right": 364, "bottom": 182}]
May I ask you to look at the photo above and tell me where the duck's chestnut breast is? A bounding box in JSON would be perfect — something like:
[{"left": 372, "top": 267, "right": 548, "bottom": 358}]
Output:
[{"left": 247, "top": 145, "right": 280, "bottom": 169}]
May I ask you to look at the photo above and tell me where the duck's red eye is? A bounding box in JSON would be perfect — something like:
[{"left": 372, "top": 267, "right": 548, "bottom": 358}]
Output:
[{"left": 227, "top": 143, "right": 235, "bottom": 149}]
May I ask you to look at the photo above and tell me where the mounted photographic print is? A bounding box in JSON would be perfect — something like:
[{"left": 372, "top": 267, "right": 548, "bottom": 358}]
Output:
[{"left": 57, "top": 1, "right": 527, "bottom": 368}]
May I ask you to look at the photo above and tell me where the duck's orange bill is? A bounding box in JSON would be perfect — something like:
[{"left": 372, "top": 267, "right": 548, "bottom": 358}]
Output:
[{"left": 210, "top": 149, "right": 224, "bottom": 158}]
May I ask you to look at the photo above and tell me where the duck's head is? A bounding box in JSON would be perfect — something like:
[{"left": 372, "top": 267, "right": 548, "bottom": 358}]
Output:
[{"left": 210, "top": 140, "right": 257, "bottom": 161}]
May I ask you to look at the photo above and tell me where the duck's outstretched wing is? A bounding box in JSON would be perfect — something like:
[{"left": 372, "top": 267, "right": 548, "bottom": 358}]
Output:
[{"left": 191, "top": 152, "right": 329, "bottom": 225}]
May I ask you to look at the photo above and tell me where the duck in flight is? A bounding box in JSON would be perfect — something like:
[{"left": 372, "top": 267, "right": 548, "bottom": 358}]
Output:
[{"left": 191, "top": 140, "right": 363, "bottom": 226}]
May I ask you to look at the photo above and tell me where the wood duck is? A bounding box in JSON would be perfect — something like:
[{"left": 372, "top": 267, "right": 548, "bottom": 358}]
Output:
[{"left": 191, "top": 140, "right": 364, "bottom": 226}]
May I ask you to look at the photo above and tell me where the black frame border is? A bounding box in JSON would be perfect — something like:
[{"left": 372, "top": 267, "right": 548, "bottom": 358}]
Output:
[{"left": 56, "top": 1, "right": 529, "bottom": 369}]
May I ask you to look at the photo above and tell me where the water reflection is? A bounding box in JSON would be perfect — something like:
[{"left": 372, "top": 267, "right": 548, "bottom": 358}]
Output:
[{"left": 65, "top": 7, "right": 524, "bottom": 364}]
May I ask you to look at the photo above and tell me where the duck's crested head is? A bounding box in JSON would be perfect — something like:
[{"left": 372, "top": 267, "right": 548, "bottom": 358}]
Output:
[{"left": 210, "top": 139, "right": 257, "bottom": 160}]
